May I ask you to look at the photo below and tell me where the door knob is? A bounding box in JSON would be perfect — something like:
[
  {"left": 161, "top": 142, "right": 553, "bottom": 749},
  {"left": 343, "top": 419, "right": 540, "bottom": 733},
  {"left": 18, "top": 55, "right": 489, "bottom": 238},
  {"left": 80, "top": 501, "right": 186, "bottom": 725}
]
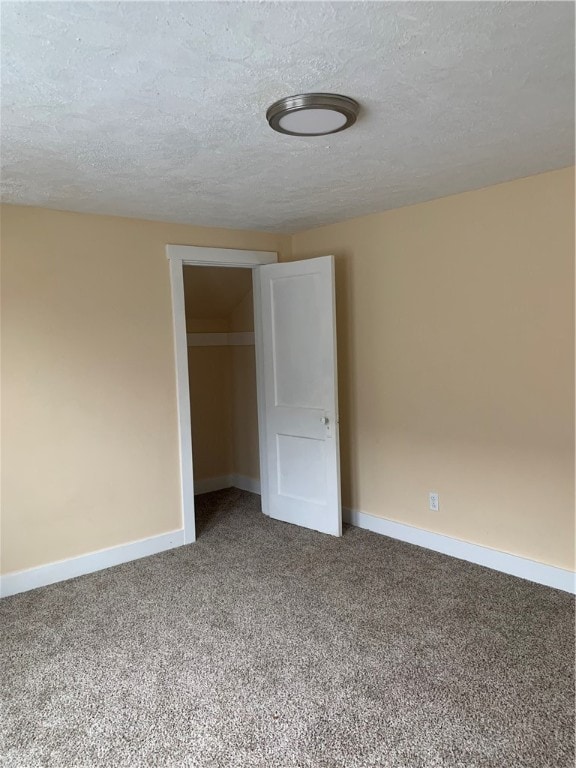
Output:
[{"left": 320, "top": 416, "right": 329, "bottom": 425}]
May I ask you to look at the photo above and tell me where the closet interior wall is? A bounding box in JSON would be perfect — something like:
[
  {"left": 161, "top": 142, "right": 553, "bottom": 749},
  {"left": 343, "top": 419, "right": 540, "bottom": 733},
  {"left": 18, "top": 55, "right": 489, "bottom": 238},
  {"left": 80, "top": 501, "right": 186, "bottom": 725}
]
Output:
[{"left": 184, "top": 267, "right": 260, "bottom": 492}]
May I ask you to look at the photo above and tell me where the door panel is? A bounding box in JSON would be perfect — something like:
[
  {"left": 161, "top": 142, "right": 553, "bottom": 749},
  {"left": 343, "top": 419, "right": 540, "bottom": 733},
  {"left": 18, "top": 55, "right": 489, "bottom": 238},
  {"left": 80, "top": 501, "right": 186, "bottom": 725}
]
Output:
[{"left": 258, "top": 255, "right": 341, "bottom": 536}]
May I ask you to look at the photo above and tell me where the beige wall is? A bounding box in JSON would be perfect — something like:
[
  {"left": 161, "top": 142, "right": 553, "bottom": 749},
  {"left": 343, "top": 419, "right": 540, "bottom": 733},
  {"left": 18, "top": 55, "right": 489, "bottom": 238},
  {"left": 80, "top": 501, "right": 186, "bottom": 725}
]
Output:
[
  {"left": 230, "top": 291, "right": 260, "bottom": 483},
  {"left": 185, "top": 286, "right": 260, "bottom": 485},
  {"left": 2, "top": 168, "right": 573, "bottom": 575},
  {"left": 184, "top": 267, "right": 236, "bottom": 484},
  {"left": 290, "top": 167, "right": 575, "bottom": 570},
  {"left": 187, "top": 317, "right": 229, "bottom": 333},
  {"left": 0, "top": 205, "right": 288, "bottom": 573},
  {"left": 187, "top": 338, "right": 233, "bottom": 483}
]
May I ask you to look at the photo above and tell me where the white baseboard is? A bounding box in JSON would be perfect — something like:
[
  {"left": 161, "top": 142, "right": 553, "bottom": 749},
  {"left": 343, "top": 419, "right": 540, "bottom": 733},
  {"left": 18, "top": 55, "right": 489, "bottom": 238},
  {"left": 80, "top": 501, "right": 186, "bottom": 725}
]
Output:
[
  {"left": 9, "top": 496, "right": 565, "bottom": 598},
  {"left": 343, "top": 508, "right": 575, "bottom": 594},
  {"left": 194, "top": 475, "right": 234, "bottom": 494},
  {"left": 1, "top": 528, "right": 185, "bottom": 599},
  {"left": 194, "top": 474, "right": 261, "bottom": 495},
  {"left": 232, "top": 474, "right": 261, "bottom": 494}
]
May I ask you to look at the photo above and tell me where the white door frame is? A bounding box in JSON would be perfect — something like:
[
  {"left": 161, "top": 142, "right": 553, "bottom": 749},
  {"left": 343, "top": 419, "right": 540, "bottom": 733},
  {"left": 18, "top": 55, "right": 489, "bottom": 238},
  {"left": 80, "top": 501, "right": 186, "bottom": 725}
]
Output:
[{"left": 166, "top": 244, "right": 278, "bottom": 544}]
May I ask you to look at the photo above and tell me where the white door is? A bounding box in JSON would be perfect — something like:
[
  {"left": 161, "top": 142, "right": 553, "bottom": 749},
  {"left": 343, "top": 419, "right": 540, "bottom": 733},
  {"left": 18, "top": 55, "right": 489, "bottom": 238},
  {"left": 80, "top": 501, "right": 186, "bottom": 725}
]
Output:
[{"left": 257, "top": 255, "right": 341, "bottom": 536}]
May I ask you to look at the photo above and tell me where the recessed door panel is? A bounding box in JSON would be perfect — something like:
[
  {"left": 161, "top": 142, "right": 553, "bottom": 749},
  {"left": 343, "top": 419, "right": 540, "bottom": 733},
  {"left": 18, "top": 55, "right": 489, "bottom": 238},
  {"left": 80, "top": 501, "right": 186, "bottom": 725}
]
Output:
[
  {"left": 277, "top": 434, "right": 327, "bottom": 505},
  {"left": 271, "top": 274, "right": 325, "bottom": 409}
]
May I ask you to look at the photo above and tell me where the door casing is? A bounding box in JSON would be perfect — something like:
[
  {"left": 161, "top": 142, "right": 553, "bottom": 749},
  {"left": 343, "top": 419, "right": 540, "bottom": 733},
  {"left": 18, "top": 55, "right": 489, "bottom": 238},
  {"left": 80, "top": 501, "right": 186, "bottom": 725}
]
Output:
[{"left": 166, "top": 245, "right": 277, "bottom": 543}]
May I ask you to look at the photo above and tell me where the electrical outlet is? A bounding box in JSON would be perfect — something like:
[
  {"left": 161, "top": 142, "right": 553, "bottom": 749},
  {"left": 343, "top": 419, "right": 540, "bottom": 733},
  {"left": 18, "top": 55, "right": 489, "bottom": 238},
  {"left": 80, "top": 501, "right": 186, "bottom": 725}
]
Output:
[{"left": 429, "top": 492, "right": 439, "bottom": 512}]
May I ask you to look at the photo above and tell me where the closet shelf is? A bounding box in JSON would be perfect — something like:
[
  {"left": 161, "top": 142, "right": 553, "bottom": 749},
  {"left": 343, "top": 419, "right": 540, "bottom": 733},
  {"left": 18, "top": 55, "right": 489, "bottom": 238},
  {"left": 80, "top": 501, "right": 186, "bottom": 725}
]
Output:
[{"left": 187, "top": 332, "right": 255, "bottom": 347}]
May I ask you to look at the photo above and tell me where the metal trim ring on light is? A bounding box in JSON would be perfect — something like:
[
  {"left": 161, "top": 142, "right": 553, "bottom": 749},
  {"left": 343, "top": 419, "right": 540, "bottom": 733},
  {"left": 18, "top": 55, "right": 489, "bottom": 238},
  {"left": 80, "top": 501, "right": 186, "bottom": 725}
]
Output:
[{"left": 266, "top": 93, "right": 360, "bottom": 136}]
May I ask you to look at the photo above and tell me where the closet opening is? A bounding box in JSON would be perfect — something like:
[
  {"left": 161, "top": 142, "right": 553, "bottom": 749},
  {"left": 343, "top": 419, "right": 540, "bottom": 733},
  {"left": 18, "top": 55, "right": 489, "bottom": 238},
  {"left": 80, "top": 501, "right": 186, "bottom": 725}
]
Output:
[{"left": 183, "top": 265, "right": 260, "bottom": 536}]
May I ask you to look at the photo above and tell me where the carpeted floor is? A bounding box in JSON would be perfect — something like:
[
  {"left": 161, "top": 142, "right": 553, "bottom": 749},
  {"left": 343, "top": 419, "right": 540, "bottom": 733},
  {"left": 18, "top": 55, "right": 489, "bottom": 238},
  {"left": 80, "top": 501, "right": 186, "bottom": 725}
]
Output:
[{"left": 1, "top": 489, "right": 574, "bottom": 768}]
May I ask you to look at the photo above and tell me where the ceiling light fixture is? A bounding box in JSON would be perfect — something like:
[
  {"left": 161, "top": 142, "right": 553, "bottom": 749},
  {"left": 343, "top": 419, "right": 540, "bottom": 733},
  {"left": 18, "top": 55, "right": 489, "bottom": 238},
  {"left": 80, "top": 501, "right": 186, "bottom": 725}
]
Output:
[{"left": 266, "top": 93, "right": 360, "bottom": 137}]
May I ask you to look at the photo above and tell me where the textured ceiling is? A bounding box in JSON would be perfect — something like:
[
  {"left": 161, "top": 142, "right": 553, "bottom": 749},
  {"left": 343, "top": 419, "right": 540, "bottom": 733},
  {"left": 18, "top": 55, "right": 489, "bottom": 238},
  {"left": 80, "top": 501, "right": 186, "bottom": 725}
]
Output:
[
  {"left": 1, "top": 1, "right": 574, "bottom": 232},
  {"left": 184, "top": 266, "right": 252, "bottom": 320}
]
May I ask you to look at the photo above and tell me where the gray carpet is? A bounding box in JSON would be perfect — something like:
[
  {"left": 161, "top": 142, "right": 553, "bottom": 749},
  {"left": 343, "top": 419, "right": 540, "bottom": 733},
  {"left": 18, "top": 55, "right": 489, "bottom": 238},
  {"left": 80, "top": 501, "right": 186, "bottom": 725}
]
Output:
[{"left": 1, "top": 489, "right": 574, "bottom": 768}]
